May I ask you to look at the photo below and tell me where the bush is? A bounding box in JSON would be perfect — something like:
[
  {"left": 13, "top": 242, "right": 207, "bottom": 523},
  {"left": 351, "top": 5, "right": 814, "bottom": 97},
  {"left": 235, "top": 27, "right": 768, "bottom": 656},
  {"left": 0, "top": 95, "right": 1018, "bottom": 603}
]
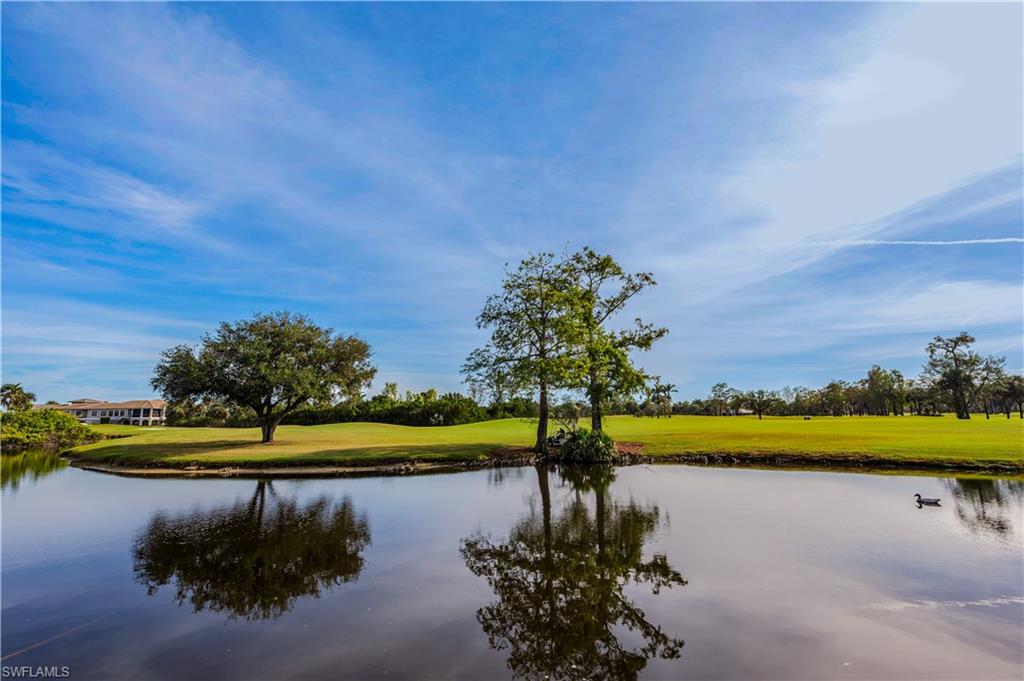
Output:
[
  {"left": 1, "top": 409, "right": 96, "bottom": 452},
  {"left": 558, "top": 427, "right": 616, "bottom": 464}
]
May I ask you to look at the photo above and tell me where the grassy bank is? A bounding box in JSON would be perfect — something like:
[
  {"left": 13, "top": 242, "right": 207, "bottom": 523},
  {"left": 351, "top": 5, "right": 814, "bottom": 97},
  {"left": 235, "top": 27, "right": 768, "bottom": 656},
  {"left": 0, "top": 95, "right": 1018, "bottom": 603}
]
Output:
[{"left": 67, "top": 415, "right": 1024, "bottom": 473}]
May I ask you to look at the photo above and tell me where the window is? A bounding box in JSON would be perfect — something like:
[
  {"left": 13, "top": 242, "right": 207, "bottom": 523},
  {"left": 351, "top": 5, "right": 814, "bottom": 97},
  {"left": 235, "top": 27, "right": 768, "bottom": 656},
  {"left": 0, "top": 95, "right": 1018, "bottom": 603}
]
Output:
[
  {"left": 143, "top": 408, "right": 151, "bottom": 417},
  {"left": 131, "top": 409, "right": 141, "bottom": 417},
  {"left": 101, "top": 411, "right": 108, "bottom": 417},
  {"left": 152, "top": 409, "right": 162, "bottom": 417}
]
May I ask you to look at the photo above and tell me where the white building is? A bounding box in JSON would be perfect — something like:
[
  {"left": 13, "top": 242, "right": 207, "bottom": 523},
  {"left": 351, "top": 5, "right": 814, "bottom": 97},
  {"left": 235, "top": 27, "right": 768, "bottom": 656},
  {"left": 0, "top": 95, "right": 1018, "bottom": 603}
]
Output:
[{"left": 37, "top": 398, "right": 167, "bottom": 426}]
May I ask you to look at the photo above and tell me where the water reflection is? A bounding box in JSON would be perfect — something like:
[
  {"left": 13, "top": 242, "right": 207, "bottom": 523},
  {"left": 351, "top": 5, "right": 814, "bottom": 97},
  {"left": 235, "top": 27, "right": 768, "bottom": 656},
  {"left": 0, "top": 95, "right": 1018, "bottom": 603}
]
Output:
[
  {"left": 1, "top": 450, "right": 68, "bottom": 491},
  {"left": 461, "top": 465, "right": 686, "bottom": 681},
  {"left": 132, "top": 480, "right": 370, "bottom": 620},
  {"left": 941, "top": 478, "right": 1024, "bottom": 541}
]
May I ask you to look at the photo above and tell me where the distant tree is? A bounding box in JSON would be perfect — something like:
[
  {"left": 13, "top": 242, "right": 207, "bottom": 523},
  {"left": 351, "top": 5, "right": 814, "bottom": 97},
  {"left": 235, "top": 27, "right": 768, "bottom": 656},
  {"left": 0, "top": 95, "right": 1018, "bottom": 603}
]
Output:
[
  {"left": 464, "top": 253, "right": 577, "bottom": 453},
  {"left": 152, "top": 312, "right": 376, "bottom": 443},
  {"left": 923, "top": 333, "right": 1005, "bottom": 420},
  {"left": 1, "top": 383, "right": 36, "bottom": 412},
  {"left": 563, "top": 248, "right": 667, "bottom": 432},
  {"left": 708, "top": 383, "right": 732, "bottom": 416},
  {"left": 821, "top": 381, "right": 848, "bottom": 417},
  {"left": 1001, "top": 375, "right": 1024, "bottom": 419},
  {"left": 743, "top": 389, "right": 781, "bottom": 420}
]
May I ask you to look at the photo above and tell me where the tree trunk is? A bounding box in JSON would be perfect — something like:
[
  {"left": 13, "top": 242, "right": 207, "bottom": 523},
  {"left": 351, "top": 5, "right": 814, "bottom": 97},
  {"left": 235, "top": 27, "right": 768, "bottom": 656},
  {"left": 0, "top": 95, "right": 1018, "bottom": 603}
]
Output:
[
  {"left": 535, "top": 382, "right": 549, "bottom": 453},
  {"left": 757, "top": 411, "right": 762, "bottom": 420},
  {"left": 260, "top": 417, "right": 282, "bottom": 443},
  {"left": 589, "top": 366, "right": 603, "bottom": 432}
]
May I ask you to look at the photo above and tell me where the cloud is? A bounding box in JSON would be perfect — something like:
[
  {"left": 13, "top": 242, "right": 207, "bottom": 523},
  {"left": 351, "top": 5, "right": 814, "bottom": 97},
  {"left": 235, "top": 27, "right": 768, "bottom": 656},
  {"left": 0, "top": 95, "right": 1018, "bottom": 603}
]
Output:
[
  {"left": 641, "top": 3, "right": 1022, "bottom": 296},
  {"left": 2, "top": 3, "right": 1021, "bottom": 399},
  {"left": 822, "top": 238, "right": 1023, "bottom": 247}
]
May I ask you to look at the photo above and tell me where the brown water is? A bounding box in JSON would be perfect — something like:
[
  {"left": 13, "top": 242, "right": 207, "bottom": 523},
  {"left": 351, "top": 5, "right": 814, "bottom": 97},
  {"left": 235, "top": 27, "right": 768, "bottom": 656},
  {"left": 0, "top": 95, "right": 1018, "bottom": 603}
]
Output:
[{"left": 2, "top": 457, "right": 1022, "bottom": 679}]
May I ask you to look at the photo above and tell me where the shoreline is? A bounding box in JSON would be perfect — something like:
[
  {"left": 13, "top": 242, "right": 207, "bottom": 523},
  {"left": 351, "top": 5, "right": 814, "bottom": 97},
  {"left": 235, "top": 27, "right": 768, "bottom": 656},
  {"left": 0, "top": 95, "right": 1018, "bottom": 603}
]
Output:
[{"left": 66, "top": 448, "right": 1024, "bottom": 479}]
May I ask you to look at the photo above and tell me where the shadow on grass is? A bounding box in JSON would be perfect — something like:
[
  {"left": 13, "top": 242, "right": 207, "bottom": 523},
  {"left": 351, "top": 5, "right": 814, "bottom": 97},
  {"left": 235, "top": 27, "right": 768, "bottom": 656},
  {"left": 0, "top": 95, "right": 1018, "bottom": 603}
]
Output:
[
  {"left": 69, "top": 440, "right": 252, "bottom": 465},
  {"left": 70, "top": 441, "right": 532, "bottom": 469}
]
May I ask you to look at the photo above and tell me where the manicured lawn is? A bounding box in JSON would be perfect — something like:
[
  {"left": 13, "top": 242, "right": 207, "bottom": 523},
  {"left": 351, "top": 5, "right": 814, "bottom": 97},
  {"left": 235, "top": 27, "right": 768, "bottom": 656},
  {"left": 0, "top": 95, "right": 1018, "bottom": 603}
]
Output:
[{"left": 70, "top": 415, "right": 1024, "bottom": 470}]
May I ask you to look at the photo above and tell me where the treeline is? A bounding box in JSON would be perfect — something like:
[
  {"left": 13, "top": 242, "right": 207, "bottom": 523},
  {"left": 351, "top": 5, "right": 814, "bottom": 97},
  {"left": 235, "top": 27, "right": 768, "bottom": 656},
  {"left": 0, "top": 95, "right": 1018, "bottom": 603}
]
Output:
[
  {"left": 157, "top": 330, "right": 1022, "bottom": 429},
  {"left": 166, "top": 384, "right": 539, "bottom": 428},
  {"left": 663, "top": 333, "right": 1023, "bottom": 420}
]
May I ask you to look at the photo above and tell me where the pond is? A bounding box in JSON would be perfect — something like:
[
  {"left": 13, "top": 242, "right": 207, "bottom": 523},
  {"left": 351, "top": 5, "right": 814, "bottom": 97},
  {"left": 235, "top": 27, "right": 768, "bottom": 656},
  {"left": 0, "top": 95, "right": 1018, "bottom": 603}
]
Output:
[{"left": 2, "top": 454, "right": 1022, "bottom": 679}]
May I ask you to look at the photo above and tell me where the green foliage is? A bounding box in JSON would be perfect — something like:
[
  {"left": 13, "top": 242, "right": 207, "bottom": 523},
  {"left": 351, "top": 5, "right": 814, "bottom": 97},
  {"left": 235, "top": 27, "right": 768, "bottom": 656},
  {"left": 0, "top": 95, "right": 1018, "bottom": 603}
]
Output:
[
  {"left": 562, "top": 247, "right": 666, "bottom": 431},
  {"left": 284, "top": 390, "right": 486, "bottom": 427},
  {"left": 558, "top": 427, "right": 617, "bottom": 463},
  {"left": 464, "top": 252, "right": 580, "bottom": 452},
  {"left": 1, "top": 383, "right": 36, "bottom": 412},
  {"left": 1, "top": 409, "right": 96, "bottom": 451},
  {"left": 152, "top": 311, "right": 376, "bottom": 442},
  {"left": 924, "top": 332, "right": 1005, "bottom": 420}
]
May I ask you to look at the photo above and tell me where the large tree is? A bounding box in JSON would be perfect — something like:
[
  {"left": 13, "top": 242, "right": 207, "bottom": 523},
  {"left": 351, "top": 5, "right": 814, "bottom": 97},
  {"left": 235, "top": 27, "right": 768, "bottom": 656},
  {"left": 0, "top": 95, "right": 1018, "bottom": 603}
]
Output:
[
  {"left": 564, "top": 248, "right": 666, "bottom": 432},
  {"left": 464, "top": 253, "right": 576, "bottom": 453},
  {"left": 1, "top": 383, "right": 36, "bottom": 412},
  {"left": 922, "top": 332, "right": 1005, "bottom": 420},
  {"left": 152, "top": 312, "right": 375, "bottom": 443}
]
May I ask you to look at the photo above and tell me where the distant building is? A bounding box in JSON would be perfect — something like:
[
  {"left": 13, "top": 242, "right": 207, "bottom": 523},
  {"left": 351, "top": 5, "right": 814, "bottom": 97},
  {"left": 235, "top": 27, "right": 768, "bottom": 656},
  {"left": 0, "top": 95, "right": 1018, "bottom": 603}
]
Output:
[{"left": 35, "top": 398, "right": 167, "bottom": 426}]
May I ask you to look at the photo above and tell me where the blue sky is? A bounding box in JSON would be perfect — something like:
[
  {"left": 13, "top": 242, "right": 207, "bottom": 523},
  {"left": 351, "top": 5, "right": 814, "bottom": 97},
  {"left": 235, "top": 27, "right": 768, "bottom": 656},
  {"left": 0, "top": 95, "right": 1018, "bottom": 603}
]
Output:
[{"left": 2, "top": 2, "right": 1021, "bottom": 402}]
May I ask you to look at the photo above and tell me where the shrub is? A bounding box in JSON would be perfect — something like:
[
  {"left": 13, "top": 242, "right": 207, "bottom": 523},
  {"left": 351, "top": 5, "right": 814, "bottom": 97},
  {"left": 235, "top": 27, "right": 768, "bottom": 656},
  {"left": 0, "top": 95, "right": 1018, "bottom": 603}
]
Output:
[
  {"left": 1, "top": 409, "right": 96, "bottom": 452},
  {"left": 558, "top": 427, "right": 616, "bottom": 464}
]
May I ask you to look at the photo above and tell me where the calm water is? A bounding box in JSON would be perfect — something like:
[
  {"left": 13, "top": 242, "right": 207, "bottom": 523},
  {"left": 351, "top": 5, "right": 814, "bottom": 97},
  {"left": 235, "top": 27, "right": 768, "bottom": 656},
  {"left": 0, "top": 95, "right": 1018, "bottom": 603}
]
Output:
[{"left": 2, "top": 456, "right": 1022, "bottom": 680}]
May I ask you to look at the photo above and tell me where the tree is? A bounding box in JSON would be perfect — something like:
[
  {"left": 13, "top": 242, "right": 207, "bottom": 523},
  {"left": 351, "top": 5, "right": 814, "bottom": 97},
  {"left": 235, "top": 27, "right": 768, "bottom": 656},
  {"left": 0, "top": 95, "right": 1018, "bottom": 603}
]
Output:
[
  {"left": 464, "top": 253, "right": 577, "bottom": 453},
  {"left": 743, "top": 389, "right": 780, "bottom": 420},
  {"left": 1, "top": 383, "right": 36, "bottom": 412},
  {"left": 821, "top": 381, "right": 848, "bottom": 417},
  {"left": 1001, "top": 375, "right": 1024, "bottom": 419},
  {"left": 563, "top": 248, "right": 667, "bottom": 432},
  {"left": 923, "top": 333, "right": 1005, "bottom": 420},
  {"left": 708, "top": 383, "right": 734, "bottom": 416},
  {"left": 152, "top": 312, "right": 376, "bottom": 443},
  {"left": 652, "top": 381, "right": 677, "bottom": 417}
]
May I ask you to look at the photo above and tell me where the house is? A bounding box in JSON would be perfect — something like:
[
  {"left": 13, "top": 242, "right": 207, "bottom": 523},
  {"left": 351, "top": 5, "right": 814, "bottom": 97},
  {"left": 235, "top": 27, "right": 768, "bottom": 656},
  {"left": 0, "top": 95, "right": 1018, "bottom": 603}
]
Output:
[{"left": 36, "top": 398, "right": 167, "bottom": 426}]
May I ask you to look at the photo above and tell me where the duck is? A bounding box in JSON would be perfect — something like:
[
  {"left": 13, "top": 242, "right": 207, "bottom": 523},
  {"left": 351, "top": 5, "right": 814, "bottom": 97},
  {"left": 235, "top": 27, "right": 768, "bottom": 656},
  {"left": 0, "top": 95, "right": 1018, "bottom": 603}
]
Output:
[{"left": 914, "top": 493, "right": 941, "bottom": 505}]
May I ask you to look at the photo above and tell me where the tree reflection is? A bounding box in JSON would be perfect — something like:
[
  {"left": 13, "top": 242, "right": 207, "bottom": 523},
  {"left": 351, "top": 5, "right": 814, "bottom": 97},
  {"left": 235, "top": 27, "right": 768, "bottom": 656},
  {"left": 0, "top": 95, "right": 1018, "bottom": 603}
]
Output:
[
  {"left": 941, "top": 478, "right": 1024, "bottom": 541},
  {"left": 132, "top": 481, "right": 370, "bottom": 620},
  {"left": 1, "top": 450, "right": 68, "bottom": 491},
  {"left": 461, "top": 465, "right": 685, "bottom": 680}
]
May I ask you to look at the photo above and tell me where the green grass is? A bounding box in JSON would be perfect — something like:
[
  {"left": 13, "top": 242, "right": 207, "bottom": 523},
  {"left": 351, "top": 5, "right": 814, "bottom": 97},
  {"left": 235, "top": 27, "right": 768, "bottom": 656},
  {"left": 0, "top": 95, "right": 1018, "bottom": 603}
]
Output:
[{"left": 68, "top": 415, "right": 1024, "bottom": 470}]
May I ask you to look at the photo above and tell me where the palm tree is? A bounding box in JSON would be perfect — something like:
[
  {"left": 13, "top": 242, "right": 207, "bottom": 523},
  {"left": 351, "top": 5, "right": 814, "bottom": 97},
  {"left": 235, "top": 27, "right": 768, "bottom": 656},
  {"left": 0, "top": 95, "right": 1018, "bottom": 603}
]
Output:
[{"left": 1, "top": 383, "right": 36, "bottom": 412}]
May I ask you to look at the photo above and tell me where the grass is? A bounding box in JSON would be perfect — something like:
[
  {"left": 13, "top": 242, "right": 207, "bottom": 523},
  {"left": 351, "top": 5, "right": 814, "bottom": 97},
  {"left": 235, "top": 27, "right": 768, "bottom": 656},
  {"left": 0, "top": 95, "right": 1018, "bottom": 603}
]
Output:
[{"left": 68, "top": 415, "right": 1024, "bottom": 471}]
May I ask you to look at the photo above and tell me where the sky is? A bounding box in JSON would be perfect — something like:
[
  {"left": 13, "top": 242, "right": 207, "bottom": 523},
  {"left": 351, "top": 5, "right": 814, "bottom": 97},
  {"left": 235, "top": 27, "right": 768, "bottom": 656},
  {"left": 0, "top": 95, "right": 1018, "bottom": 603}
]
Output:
[{"left": 2, "top": 2, "right": 1022, "bottom": 403}]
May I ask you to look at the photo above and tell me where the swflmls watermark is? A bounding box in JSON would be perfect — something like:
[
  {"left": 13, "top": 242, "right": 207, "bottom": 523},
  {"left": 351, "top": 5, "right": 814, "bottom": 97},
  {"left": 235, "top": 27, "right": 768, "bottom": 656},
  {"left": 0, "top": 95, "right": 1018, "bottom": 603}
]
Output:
[{"left": 1, "top": 667, "right": 71, "bottom": 679}]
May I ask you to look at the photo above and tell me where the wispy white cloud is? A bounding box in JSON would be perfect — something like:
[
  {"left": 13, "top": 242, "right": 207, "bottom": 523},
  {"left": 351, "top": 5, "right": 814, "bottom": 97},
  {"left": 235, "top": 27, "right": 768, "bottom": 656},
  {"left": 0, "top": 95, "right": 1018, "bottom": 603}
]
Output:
[
  {"left": 2, "top": 3, "right": 1021, "bottom": 399},
  {"left": 821, "top": 238, "right": 1023, "bottom": 247}
]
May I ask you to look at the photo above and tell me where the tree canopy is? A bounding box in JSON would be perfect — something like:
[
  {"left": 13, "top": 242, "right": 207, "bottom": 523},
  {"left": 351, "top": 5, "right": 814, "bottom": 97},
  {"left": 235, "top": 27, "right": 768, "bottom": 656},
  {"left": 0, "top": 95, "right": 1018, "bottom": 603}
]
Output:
[
  {"left": 1, "top": 383, "right": 36, "bottom": 412},
  {"left": 923, "top": 332, "right": 1005, "bottom": 420},
  {"left": 464, "top": 253, "right": 578, "bottom": 453},
  {"left": 464, "top": 248, "right": 665, "bottom": 452},
  {"left": 563, "top": 247, "right": 666, "bottom": 431},
  {"left": 152, "top": 312, "right": 375, "bottom": 442}
]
